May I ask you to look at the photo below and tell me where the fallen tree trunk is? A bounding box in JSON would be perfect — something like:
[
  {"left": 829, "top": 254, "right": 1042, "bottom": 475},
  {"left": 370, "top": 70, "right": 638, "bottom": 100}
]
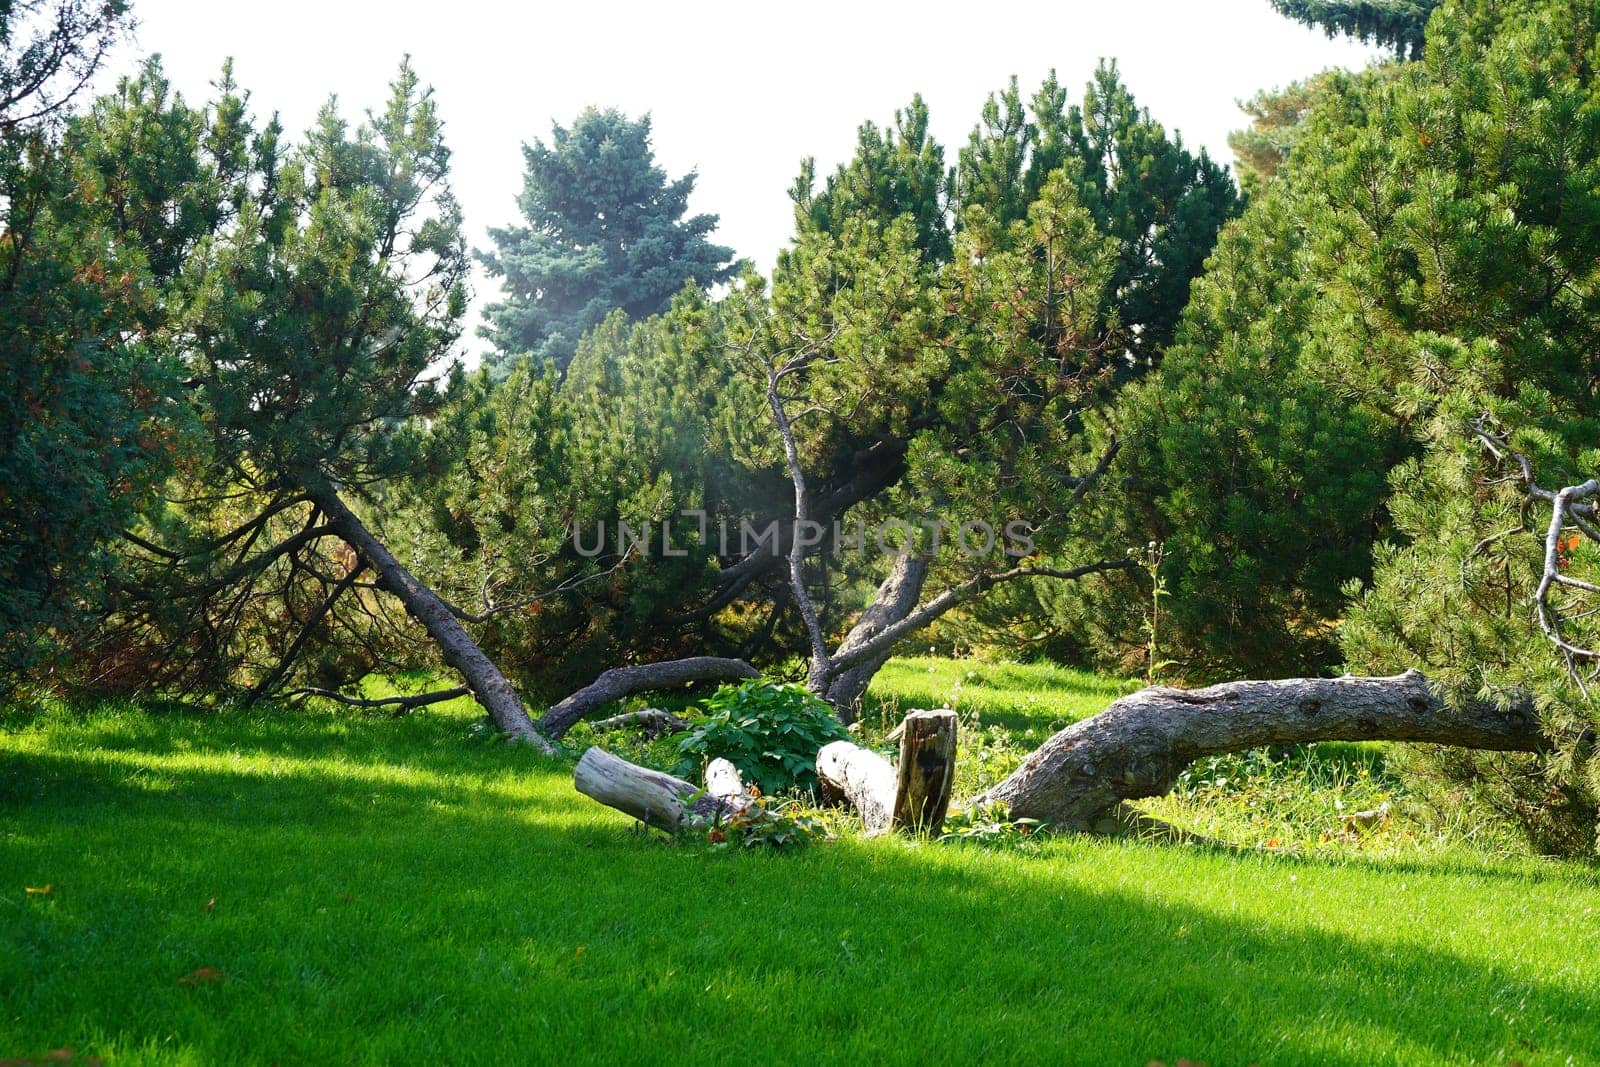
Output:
[
  {"left": 817, "top": 741, "right": 897, "bottom": 833},
  {"left": 818, "top": 710, "right": 959, "bottom": 835},
  {"left": 574, "top": 748, "right": 752, "bottom": 833},
  {"left": 972, "top": 670, "right": 1545, "bottom": 831},
  {"left": 306, "top": 482, "right": 552, "bottom": 751},
  {"left": 540, "top": 656, "right": 759, "bottom": 738},
  {"left": 591, "top": 708, "right": 689, "bottom": 736}
]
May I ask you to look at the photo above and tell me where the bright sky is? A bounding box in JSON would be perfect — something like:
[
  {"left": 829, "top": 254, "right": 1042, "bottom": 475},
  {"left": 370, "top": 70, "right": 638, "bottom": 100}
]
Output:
[{"left": 113, "top": 1, "right": 1379, "bottom": 366}]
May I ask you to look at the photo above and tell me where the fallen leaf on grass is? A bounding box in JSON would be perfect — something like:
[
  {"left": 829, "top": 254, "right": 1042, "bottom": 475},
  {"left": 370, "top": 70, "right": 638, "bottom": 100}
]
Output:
[
  {"left": 178, "top": 967, "right": 224, "bottom": 986},
  {"left": 24, "top": 885, "right": 53, "bottom": 896}
]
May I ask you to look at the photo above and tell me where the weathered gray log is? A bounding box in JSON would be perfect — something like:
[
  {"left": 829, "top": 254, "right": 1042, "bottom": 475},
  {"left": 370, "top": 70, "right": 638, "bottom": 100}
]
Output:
[
  {"left": 574, "top": 747, "right": 748, "bottom": 833},
  {"left": 306, "top": 482, "right": 553, "bottom": 752},
  {"left": 892, "top": 710, "right": 958, "bottom": 834},
  {"left": 972, "top": 670, "right": 1545, "bottom": 831},
  {"left": 541, "top": 657, "right": 759, "bottom": 738},
  {"left": 590, "top": 708, "right": 689, "bottom": 736},
  {"left": 817, "top": 740, "right": 898, "bottom": 833}
]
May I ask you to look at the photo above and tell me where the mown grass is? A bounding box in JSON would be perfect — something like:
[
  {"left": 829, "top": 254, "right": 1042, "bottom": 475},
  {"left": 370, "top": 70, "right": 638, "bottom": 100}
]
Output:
[{"left": 3, "top": 661, "right": 1598, "bottom": 1064}]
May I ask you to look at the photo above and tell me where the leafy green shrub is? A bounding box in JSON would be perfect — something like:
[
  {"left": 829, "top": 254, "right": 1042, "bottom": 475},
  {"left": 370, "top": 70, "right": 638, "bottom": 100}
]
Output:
[
  {"left": 672, "top": 681, "right": 851, "bottom": 796},
  {"left": 687, "top": 797, "right": 829, "bottom": 851},
  {"left": 939, "top": 801, "right": 1047, "bottom": 848}
]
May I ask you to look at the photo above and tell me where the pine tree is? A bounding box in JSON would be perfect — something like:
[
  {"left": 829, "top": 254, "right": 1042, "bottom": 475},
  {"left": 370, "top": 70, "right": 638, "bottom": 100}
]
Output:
[
  {"left": 791, "top": 95, "right": 953, "bottom": 262},
  {"left": 479, "top": 108, "right": 739, "bottom": 379},
  {"left": 0, "top": 0, "right": 168, "bottom": 687},
  {"left": 1227, "top": 71, "right": 1347, "bottom": 196}
]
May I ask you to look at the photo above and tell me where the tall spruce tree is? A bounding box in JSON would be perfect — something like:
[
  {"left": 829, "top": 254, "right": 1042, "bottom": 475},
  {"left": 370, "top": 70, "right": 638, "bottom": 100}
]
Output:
[
  {"left": 1270, "top": 0, "right": 1440, "bottom": 58},
  {"left": 479, "top": 108, "right": 739, "bottom": 379}
]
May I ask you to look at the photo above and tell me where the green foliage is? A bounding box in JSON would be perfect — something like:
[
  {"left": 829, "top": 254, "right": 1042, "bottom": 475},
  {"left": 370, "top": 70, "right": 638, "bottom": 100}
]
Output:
[
  {"left": 396, "top": 67, "right": 1238, "bottom": 695},
  {"left": 955, "top": 64, "right": 1239, "bottom": 365},
  {"left": 80, "top": 59, "right": 478, "bottom": 699},
  {"left": 389, "top": 293, "right": 751, "bottom": 697},
  {"left": 688, "top": 796, "right": 829, "bottom": 851},
  {"left": 1228, "top": 70, "right": 1350, "bottom": 196},
  {"left": 791, "top": 94, "right": 952, "bottom": 261},
  {"left": 1327, "top": 0, "right": 1600, "bottom": 854},
  {"left": 479, "top": 108, "right": 739, "bottom": 378},
  {"left": 1146, "top": 745, "right": 1424, "bottom": 854},
  {"left": 938, "top": 801, "right": 1047, "bottom": 848},
  {"left": 1270, "top": 0, "right": 1440, "bottom": 58},
  {"left": 1072, "top": 162, "right": 1398, "bottom": 678},
  {"left": 0, "top": 3, "right": 174, "bottom": 688},
  {"left": 672, "top": 681, "right": 852, "bottom": 796}
]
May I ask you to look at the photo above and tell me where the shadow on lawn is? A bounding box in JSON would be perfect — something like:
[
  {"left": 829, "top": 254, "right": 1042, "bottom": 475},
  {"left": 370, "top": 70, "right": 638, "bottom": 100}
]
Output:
[{"left": 3, "top": 732, "right": 1598, "bottom": 1066}]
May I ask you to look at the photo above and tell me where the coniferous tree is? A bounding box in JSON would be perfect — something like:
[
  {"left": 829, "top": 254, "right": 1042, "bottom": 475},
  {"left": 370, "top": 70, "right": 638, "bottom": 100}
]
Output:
[
  {"left": 72, "top": 61, "right": 547, "bottom": 741},
  {"left": 1270, "top": 0, "right": 1440, "bottom": 58},
  {"left": 1326, "top": 0, "right": 1600, "bottom": 853},
  {"left": 0, "top": 0, "right": 167, "bottom": 687},
  {"left": 479, "top": 108, "right": 739, "bottom": 379},
  {"left": 414, "top": 69, "right": 1240, "bottom": 713},
  {"left": 792, "top": 95, "right": 953, "bottom": 262},
  {"left": 1228, "top": 71, "right": 1346, "bottom": 196}
]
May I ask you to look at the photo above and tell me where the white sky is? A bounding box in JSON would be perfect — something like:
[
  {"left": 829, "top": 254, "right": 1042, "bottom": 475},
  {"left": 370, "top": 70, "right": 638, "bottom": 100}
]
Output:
[{"left": 113, "top": 1, "right": 1380, "bottom": 367}]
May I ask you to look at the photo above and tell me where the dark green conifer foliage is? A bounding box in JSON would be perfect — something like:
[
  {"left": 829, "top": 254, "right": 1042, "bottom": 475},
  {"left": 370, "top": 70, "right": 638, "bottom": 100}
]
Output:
[
  {"left": 0, "top": 1, "right": 174, "bottom": 686},
  {"left": 791, "top": 95, "right": 953, "bottom": 263},
  {"left": 479, "top": 108, "right": 739, "bottom": 379},
  {"left": 1270, "top": 0, "right": 1440, "bottom": 58},
  {"left": 956, "top": 65, "right": 1239, "bottom": 365}
]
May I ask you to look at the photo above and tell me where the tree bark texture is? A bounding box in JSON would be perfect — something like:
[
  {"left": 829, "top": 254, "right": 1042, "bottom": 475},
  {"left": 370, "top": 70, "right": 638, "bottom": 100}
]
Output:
[
  {"left": 973, "top": 670, "right": 1544, "bottom": 830},
  {"left": 306, "top": 483, "right": 551, "bottom": 751}
]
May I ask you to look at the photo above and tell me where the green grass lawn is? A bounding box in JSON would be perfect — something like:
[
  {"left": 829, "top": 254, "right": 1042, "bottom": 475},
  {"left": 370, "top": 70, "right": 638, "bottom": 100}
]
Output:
[{"left": 4, "top": 660, "right": 1599, "bottom": 1065}]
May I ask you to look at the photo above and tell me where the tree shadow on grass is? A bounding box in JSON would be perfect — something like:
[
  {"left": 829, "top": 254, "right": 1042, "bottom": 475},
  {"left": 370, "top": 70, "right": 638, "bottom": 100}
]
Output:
[{"left": 2, "top": 737, "right": 1597, "bottom": 1066}]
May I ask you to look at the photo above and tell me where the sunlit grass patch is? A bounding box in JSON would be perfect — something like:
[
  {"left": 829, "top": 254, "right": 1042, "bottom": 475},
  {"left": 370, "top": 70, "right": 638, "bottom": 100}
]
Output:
[{"left": 3, "top": 661, "right": 1598, "bottom": 1064}]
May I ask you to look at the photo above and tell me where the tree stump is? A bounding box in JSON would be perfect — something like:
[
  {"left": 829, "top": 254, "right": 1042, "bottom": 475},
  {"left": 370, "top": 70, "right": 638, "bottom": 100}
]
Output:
[
  {"left": 892, "top": 710, "right": 957, "bottom": 834},
  {"left": 704, "top": 757, "right": 745, "bottom": 799},
  {"left": 817, "top": 709, "right": 958, "bottom": 836}
]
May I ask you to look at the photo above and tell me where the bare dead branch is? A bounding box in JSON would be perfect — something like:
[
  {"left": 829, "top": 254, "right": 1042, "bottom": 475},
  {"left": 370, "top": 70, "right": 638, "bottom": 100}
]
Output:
[{"left": 287, "top": 685, "right": 471, "bottom": 715}]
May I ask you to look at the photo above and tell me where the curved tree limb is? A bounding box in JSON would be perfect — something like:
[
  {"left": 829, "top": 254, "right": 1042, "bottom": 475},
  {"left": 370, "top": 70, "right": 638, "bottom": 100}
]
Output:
[
  {"left": 826, "top": 558, "right": 1136, "bottom": 679},
  {"left": 972, "top": 670, "right": 1544, "bottom": 831},
  {"left": 304, "top": 480, "right": 553, "bottom": 751},
  {"left": 1474, "top": 421, "right": 1600, "bottom": 686},
  {"left": 539, "top": 656, "right": 759, "bottom": 738}
]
